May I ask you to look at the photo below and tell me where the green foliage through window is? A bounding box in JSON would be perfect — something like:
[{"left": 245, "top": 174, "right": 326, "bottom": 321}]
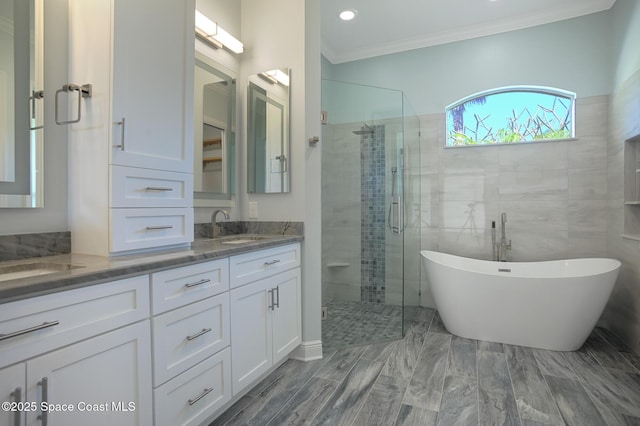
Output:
[{"left": 445, "top": 87, "right": 575, "bottom": 147}]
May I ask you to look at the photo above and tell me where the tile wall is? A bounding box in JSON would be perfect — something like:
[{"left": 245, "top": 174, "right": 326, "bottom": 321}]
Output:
[
  {"left": 603, "top": 68, "right": 640, "bottom": 352},
  {"left": 419, "top": 95, "right": 610, "bottom": 306}
]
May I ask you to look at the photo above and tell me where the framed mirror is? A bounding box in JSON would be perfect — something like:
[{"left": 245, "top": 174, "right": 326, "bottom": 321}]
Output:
[
  {"left": 0, "top": 0, "right": 44, "bottom": 208},
  {"left": 194, "top": 51, "right": 236, "bottom": 201},
  {"left": 247, "top": 68, "right": 290, "bottom": 193}
]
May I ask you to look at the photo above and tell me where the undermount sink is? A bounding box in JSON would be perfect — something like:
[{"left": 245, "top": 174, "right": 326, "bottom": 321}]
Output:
[
  {"left": 0, "top": 263, "right": 84, "bottom": 282},
  {"left": 219, "top": 235, "right": 269, "bottom": 245}
]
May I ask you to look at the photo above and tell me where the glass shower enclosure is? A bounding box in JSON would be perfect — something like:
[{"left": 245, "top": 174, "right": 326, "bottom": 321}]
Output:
[{"left": 321, "top": 80, "right": 421, "bottom": 351}]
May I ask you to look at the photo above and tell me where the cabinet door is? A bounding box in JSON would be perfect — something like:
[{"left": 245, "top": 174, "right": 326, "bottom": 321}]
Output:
[
  {"left": 271, "top": 268, "right": 302, "bottom": 364},
  {"left": 229, "top": 281, "right": 272, "bottom": 396},
  {"left": 25, "top": 321, "right": 152, "bottom": 426},
  {"left": 110, "top": 0, "right": 193, "bottom": 172},
  {"left": 0, "top": 363, "right": 25, "bottom": 426}
]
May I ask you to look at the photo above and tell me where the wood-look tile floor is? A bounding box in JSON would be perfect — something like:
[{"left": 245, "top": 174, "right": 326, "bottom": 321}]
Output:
[{"left": 210, "top": 307, "right": 640, "bottom": 426}]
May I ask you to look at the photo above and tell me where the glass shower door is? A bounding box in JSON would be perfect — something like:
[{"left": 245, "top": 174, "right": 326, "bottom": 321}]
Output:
[{"left": 321, "top": 80, "right": 418, "bottom": 351}]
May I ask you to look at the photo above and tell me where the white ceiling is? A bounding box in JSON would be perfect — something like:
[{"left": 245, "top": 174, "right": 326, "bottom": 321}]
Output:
[{"left": 321, "top": 0, "right": 616, "bottom": 64}]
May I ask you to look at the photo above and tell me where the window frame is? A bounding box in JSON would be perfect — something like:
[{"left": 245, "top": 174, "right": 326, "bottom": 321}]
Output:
[{"left": 445, "top": 85, "right": 576, "bottom": 148}]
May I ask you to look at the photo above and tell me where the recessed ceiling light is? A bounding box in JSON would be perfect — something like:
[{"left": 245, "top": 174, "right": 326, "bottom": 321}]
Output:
[{"left": 339, "top": 9, "right": 357, "bottom": 21}]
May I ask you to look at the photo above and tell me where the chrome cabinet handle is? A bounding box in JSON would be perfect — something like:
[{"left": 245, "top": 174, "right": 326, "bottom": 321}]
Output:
[
  {"left": 268, "top": 289, "right": 273, "bottom": 310},
  {"left": 184, "top": 278, "right": 211, "bottom": 288},
  {"left": 113, "top": 117, "right": 126, "bottom": 150},
  {"left": 188, "top": 388, "right": 213, "bottom": 406},
  {"left": 145, "top": 225, "right": 173, "bottom": 231},
  {"left": 186, "top": 328, "right": 212, "bottom": 341},
  {"left": 264, "top": 259, "right": 281, "bottom": 266},
  {"left": 37, "top": 377, "right": 48, "bottom": 426},
  {"left": 10, "top": 387, "right": 22, "bottom": 426},
  {"left": 0, "top": 321, "right": 59, "bottom": 342},
  {"left": 144, "top": 187, "right": 173, "bottom": 192},
  {"left": 274, "top": 286, "right": 280, "bottom": 309}
]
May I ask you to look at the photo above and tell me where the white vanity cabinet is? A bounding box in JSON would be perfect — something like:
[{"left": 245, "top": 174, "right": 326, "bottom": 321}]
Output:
[
  {"left": 67, "top": 0, "right": 195, "bottom": 256},
  {"left": 0, "top": 276, "right": 152, "bottom": 426},
  {"left": 150, "top": 260, "right": 232, "bottom": 426},
  {"left": 24, "top": 321, "right": 152, "bottom": 426},
  {"left": 0, "top": 363, "right": 24, "bottom": 426},
  {"left": 229, "top": 244, "right": 301, "bottom": 396}
]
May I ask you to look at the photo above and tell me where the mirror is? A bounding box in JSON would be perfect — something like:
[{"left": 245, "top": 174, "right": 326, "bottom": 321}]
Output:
[
  {"left": 193, "top": 51, "right": 236, "bottom": 201},
  {"left": 0, "top": 0, "right": 44, "bottom": 208},
  {"left": 247, "top": 68, "right": 290, "bottom": 193}
]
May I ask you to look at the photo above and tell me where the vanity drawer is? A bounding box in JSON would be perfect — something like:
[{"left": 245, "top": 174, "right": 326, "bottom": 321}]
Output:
[
  {"left": 111, "top": 165, "right": 193, "bottom": 208},
  {"left": 229, "top": 243, "right": 300, "bottom": 289},
  {"left": 154, "top": 347, "right": 231, "bottom": 426},
  {"left": 110, "top": 207, "right": 193, "bottom": 253},
  {"left": 151, "top": 259, "right": 229, "bottom": 315},
  {"left": 0, "top": 275, "right": 149, "bottom": 369},
  {"left": 152, "top": 293, "right": 230, "bottom": 385}
]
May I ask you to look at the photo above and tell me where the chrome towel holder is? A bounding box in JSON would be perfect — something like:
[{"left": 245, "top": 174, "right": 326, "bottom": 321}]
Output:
[{"left": 55, "top": 83, "right": 92, "bottom": 125}]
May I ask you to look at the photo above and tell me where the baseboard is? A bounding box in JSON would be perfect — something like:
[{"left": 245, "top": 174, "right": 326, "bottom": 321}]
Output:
[{"left": 289, "top": 340, "right": 323, "bottom": 361}]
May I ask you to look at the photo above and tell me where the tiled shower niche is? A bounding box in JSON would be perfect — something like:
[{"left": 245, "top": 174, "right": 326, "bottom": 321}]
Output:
[{"left": 623, "top": 134, "right": 640, "bottom": 240}]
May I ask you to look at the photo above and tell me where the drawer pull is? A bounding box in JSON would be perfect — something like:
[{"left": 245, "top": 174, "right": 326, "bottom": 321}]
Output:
[
  {"left": 186, "top": 328, "right": 212, "bottom": 341},
  {"left": 37, "top": 377, "right": 48, "bottom": 426},
  {"left": 145, "top": 225, "right": 173, "bottom": 231},
  {"left": 10, "top": 387, "right": 22, "bottom": 426},
  {"left": 188, "top": 387, "right": 213, "bottom": 406},
  {"left": 0, "top": 320, "right": 60, "bottom": 342},
  {"left": 264, "top": 259, "right": 281, "bottom": 266},
  {"left": 145, "top": 187, "right": 173, "bottom": 192},
  {"left": 184, "top": 278, "right": 211, "bottom": 288}
]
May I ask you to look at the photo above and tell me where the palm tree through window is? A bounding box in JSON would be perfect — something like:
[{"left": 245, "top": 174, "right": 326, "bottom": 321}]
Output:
[{"left": 446, "top": 86, "right": 576, "bottom": 147}]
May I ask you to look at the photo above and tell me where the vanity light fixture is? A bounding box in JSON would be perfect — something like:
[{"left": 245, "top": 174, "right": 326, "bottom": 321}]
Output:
[
  {"left": 261, "top": 69, "right": 290, "bottom": 87},
  {"left": 339, "top": 9, "right": 357, "bottom": 21},
  {"left": 195, "top": 10, "right": 244, "bottom": 54}
]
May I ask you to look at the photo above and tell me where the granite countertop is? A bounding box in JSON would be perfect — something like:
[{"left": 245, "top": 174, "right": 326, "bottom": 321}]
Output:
[{"left": 0, "top": 234, "right": 303, "bottom": 304}]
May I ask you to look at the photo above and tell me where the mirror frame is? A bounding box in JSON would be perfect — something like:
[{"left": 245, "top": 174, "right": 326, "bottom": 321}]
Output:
[
  {"left": 0, "top": 0, "right": 44, "bottom": 208},
  {"left": 193, "top": 50, "right": 236, "bottom": 204},
  {"left": 247, "top": 68, "right": 291, "bottom": 194}
]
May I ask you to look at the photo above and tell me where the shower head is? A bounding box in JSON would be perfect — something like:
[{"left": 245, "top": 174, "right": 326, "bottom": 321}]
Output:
[{"left": 352, "top": 123, "right": 374, "bottom": 135}]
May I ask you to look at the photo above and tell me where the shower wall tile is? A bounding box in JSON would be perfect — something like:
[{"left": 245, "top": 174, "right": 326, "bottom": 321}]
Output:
[
  {"left": 568, "top": 168, "right": 608, "bottom": 200},
  {"left": 575, "top": 95, "right": 609, "bottom": 138},
  {"left": 498, "top": 141, "right": 568, "bottom": 172},
  {"left": 567, "top": 236, "right": 607, "bottom": 258},
  {"left": 439, "top": 200, "right": 497, "bottom": 231},
  {"left": 569, "top": 136, "right": 608, "bottom": 170},
  {"left": 508, "top": 229, "right": 569, "bottom": 262},
  {"left": 568, "top": 200, "right": 607, "bottom": 235},
  {"left": 439, "top": 172, "right": 499, "bottom": 202},
  {"left": 498, "top": 200, "right": 568, "bottom": 233},
  {"left": 498, "top": 169, "right": 568, "bottom": 201}
]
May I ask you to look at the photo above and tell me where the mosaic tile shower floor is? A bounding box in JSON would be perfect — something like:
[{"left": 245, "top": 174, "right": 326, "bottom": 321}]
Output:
[{"left": 321, "top": 299, "right": 404, "bottom": 352}]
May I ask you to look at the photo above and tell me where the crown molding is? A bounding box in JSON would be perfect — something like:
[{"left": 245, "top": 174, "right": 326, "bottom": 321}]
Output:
[{"left": 323, "top": 0, "right": 616, "bottom": 64}]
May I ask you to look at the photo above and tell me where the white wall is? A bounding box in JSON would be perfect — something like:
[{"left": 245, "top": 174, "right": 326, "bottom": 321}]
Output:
[
  {"left": 238, "top": 0, "right": 322, "bottom": 352},
  {"left": 239, "top": 0, "right": 306, "bottom": 221},
  {"left": 326, "top": 11, "right": 613, "bottom": 116},
  {"left": 0, "top": 0, "right": 69, "bottom": 235}
]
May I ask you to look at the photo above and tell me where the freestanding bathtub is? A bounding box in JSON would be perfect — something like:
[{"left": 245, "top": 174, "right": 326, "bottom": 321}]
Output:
[{"left": 420, "top": 250, "right": 621, "bottom": 351}]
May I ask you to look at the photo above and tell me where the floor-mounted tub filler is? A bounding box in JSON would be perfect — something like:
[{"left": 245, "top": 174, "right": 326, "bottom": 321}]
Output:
[{"left": 420, "top": 250, "right": 621, "bottom": 351}]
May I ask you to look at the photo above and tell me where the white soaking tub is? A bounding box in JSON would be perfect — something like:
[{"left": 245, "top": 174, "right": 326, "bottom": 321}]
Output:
[{"left": 420, "top": 250, "right": 621, "bottom": 351}]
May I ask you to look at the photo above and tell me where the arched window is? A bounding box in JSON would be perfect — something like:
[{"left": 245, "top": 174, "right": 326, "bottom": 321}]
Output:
[{"left": 445, "top": 86, "right": 576, "bottom": 147}]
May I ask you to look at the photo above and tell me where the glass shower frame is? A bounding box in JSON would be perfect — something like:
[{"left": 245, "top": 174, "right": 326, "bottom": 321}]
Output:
[{"left": 321, "top": 79, "right": 420, "bottom": 350}]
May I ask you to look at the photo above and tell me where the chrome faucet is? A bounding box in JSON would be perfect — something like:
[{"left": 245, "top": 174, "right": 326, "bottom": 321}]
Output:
[
  {"left": 211, "top": 209, "right": 230, "bottom": 238},
  {"left": 495, "top": 212, "right": 511, "bottom": 262}
]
